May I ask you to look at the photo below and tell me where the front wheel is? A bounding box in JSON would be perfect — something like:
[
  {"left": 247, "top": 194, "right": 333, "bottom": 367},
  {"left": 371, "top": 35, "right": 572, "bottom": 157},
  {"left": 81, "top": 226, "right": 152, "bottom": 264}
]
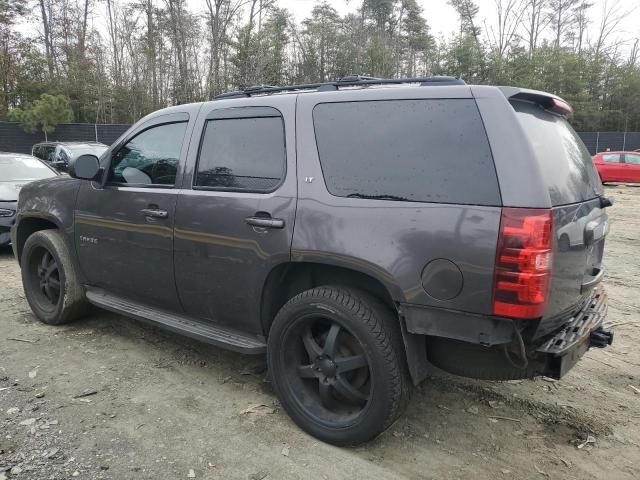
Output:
[
  {"left": 267, "top": 286, "right": 408, "bottom": 445},
  {"left": 21, "top": 230, "right": 89, "bottom": 325}
]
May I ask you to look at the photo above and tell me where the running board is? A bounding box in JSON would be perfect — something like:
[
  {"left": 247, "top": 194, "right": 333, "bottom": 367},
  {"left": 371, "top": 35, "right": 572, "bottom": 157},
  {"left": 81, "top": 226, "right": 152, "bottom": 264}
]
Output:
[{"left": 85, "top": 288, "right": 266, "bottom": 354}]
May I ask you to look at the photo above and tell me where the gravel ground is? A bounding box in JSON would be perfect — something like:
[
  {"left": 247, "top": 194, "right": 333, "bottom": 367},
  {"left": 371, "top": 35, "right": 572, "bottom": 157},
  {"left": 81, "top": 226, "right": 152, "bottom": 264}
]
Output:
[{"left": 1, "top": 185, "right": 639, "bottom": 480}]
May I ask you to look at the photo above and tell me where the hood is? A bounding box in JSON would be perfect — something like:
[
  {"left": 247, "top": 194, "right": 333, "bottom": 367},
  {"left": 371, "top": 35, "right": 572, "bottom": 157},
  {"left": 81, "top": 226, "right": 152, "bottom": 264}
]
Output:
[
  {"left": 6, "top": 176, "right": 66, "bottom": 202},
  {"left": 0, "top": 181, "right": 31, "bottom": 202}
]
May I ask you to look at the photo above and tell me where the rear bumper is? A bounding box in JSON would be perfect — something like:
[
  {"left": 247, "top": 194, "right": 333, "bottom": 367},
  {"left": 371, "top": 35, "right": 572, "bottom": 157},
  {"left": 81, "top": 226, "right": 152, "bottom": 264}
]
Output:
[{"left": 537, "top": 285, "right": 611, "bottom": 378}]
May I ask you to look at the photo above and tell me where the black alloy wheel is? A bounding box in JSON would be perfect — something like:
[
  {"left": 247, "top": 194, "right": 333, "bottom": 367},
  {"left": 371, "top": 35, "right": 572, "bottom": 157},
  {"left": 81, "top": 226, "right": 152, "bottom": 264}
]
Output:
[
  {"left": 28, "top": 247, "right": 62, "bottom": 311},
  {"left": 268, "top": 286, "right": 408, "bottom": 445},
  {"left": 287, "top": 316, "right": 372, "bottom": 424},
  {"left": 21, "top": 229, "right": 89, "bottom": 325}
]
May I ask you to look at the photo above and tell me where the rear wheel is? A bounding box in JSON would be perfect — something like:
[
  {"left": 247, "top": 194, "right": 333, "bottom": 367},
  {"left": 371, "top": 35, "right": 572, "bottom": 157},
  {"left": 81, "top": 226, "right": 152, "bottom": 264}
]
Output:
[
  {"left": 21, "top": 230, "right": 89, "bottom": 325},
  {"left": 267, "top": 286, "right": 408, "bottom": 446}
]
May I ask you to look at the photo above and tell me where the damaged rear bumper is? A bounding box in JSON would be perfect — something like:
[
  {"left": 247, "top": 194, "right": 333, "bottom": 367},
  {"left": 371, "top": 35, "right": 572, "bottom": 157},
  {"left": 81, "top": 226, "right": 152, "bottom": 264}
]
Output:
[{"left": 537, "top": 285, "right": 612, "bottom": 379}]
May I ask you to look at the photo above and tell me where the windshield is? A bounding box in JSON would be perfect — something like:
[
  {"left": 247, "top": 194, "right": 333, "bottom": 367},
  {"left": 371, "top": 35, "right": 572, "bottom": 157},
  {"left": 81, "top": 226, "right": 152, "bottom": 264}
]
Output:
[
  {"left": 0, "top": 156, "right": 57, "bottom": 181},
  {"left": 512, "top": 100, "right": 602, "bottom": 206}
]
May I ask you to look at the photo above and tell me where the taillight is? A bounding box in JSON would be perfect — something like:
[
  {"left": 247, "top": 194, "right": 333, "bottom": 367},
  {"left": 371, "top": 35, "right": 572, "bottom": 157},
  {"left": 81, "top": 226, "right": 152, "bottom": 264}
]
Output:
[
  {"left": 550, "top": 98, "right": 573, "bottom": 116},
  {"left": 492, "top": 208, "right": 553, "bottom": 319}
]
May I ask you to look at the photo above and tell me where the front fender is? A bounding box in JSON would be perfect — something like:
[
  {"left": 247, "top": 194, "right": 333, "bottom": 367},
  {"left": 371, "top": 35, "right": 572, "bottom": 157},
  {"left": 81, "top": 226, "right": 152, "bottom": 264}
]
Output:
[{"left": 13, "top": 177, "right": 82, "bottom": 266}]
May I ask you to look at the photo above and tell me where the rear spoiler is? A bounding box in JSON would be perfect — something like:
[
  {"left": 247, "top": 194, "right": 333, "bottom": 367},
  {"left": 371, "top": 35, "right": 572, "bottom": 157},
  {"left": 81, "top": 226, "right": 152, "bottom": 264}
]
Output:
[{"left": 498, "top": 87, "right": 573, "bottom": 117}]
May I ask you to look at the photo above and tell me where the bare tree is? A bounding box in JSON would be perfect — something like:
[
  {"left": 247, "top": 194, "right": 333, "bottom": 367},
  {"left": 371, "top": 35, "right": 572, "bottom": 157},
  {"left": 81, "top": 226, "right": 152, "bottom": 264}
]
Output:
[
  {"left": 488, "top": 0, "right": 525, "bottom": 55},
  {"left": 521, "top": 0, "right": 548, "bottom": 56}
]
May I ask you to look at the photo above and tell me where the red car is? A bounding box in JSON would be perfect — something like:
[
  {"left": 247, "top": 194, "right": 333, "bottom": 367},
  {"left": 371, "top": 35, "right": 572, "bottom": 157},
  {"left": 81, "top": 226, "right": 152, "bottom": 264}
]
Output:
[{"left": 593, "top": 151, "right": 640, "bottom": 184}]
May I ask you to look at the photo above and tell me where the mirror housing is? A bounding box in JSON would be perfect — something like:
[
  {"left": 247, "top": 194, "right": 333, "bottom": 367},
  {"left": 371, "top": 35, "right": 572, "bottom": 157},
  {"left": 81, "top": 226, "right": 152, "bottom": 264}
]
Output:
[{"left": 69, "top": 154, "right": 101, "bottom": 180}]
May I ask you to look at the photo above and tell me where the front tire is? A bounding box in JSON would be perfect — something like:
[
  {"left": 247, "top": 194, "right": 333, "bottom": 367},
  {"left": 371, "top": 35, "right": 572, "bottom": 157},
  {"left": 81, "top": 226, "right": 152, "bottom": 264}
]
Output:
[
  {"left": 21, "top": 230, "right": 88, "bottom": 325},
  {"left": 267, "top": 286, "right": 408, "bottom": 445}
]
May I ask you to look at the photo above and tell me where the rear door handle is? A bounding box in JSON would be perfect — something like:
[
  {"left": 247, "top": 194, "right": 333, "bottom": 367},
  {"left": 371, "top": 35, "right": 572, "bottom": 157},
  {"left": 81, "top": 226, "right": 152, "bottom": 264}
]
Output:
[
  {"left": 245, "top": 216, "right": 285, "bottom": 229},
  {"left": 141, "top": 208, "right": 168, "bottom": 219}
]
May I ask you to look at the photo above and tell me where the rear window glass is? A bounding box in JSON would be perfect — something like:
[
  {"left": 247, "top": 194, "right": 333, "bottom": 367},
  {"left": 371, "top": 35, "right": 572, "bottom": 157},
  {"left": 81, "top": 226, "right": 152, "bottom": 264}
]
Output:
[
  {"left": 511, "top": 100, "right": 601, "bottom": 206},
  {"left": 312, "top": 99, "right": 500, "bottom": 205}
]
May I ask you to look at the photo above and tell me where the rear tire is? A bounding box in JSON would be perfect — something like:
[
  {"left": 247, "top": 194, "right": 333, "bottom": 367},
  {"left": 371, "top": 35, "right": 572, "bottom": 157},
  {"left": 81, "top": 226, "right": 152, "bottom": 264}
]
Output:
[
  {"left": 267, "top": 286, "right": 408, "bottom": 446},
  {"left": 21, "top": 230, "right": 89, "bottom": 325}
]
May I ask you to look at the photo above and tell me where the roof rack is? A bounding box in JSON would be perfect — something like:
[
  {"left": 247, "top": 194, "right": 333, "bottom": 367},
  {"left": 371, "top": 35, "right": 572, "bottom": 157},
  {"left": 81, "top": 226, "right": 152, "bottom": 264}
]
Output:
[{"left": 213, "top": 75, "right": 465, "bottom": 100}]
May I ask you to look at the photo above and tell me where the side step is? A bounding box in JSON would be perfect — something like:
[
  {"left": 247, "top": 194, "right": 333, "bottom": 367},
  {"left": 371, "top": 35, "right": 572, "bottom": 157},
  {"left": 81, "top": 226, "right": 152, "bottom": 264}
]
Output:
[{"left": 85, "top": 288, "right": 266, "bottom": 354}]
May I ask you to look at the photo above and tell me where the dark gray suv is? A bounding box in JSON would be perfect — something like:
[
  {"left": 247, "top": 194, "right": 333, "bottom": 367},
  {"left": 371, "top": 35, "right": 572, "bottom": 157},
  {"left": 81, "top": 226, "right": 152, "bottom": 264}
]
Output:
[{"left": 11, "top": 77, "right": 613, "bottom": 445}]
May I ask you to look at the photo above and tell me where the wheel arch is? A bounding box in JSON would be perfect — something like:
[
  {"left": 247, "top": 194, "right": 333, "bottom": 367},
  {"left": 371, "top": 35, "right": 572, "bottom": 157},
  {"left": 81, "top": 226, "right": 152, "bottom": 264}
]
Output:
[
  {"left": 14, "top": 215, "right": 62, "bottom": 265},
  {"left": 260, "top": 262, "right": 428, "bottom": 385}
]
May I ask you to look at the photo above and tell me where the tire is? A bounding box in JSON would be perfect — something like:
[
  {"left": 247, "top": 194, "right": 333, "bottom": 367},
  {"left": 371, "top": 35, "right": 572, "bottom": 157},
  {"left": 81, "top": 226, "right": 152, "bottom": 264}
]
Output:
[
  {"left": 21, "top": 229, "right": 89, "bottom": 325},
  {"left": 267, "top": 286, "right": 408, "bottom": 446}
]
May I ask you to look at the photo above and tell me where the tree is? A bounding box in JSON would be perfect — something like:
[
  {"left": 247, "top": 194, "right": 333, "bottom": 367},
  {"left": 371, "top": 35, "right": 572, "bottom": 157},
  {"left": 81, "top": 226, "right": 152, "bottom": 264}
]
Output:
[
  {"left": 9, "top": 93, "right": 73, "bottom": 135},
  {"left": 1, "top": 0, "right": 640, "bottom": 135},
  {"left": 547, "top": 0, "right": 580, "bottom": 48}
]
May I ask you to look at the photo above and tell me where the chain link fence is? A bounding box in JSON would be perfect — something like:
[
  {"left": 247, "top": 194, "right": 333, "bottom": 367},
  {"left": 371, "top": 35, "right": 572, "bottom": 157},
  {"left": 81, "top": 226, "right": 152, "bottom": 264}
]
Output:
[
  {"left": 1, "top": 122, "right": 638, "bottom": 158},
  {"left": 577, "top": 132, "right": 640, "bottom": 155},
  {"left": 0, "top": 122, "right": 130, "bottom": 155}
]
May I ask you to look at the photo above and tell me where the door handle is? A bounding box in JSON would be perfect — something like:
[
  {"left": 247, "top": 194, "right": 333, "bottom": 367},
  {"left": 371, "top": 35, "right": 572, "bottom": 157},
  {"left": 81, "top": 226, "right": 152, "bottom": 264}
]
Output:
[
  {"left": 141, "top": 208, "right": 168, "bottom": 219},
  {"left": 245, "top": 216, "right": 285, "bottom": 229}
]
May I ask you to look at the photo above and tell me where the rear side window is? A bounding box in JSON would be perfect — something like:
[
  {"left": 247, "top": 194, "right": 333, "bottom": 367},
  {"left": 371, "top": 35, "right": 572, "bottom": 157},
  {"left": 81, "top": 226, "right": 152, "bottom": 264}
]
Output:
[
  {"left": 312, "top": 99, "right": 500, "bottom": 205},
  {"left": 625, "top": 153, "right": 640, "bottom": 165},
  {"left": 511, "top": 100, "right": 601, "bottom": 206},
  {"left": 195, "top": 117, "right": 286, "bottom": 192},
  {"left": 602, "top": 154, "right": 621, "bottom": 163}
]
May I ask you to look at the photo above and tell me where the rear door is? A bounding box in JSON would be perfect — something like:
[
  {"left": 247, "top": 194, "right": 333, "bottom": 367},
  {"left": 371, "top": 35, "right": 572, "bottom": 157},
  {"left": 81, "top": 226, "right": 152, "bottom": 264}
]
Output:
[
  {"left": 173, "top": 97, "right": 297, "bottom": 335},
  {"left": 511, "top": 100, "right": 608, "bottom": 332},
  {"left": 623, "top": 152, "right": 640, "bottom": 182}
]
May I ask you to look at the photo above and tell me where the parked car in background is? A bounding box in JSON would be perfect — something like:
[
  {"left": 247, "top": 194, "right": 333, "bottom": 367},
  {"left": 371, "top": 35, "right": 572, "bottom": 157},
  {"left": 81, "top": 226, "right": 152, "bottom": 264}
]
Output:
[
  {"left": 0, "top": 153, "right": 59, "bottom": 246},
  {"left": 32, "top": 142, "right": 108, "bottom": 172},
  {"left": 12, "top": 77, "right": 614, "bottom": 446},
  {"left": 32, "top": 142, "right": 60, "bottom": 163},
  {"left": 593, "top": 151, "right": 640, "bottom": 184}
]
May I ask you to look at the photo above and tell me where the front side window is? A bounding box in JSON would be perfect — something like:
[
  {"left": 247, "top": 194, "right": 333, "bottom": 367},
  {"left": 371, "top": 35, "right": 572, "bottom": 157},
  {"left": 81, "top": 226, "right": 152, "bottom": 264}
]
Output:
[
  {"left": 108, "top": 122, "right": 187, "bottom": 186},
  {"left": 195, "top": 116, "right": 285, "bottom": 192},
  {"left": 625, "top": 153, "right": 640, "bottom": 165},
  {"left": 312, "top": 99, "right": 500, "bottom": 205},
  {"left": 602, "top": 154, "right": 621, "bottom": 163}
]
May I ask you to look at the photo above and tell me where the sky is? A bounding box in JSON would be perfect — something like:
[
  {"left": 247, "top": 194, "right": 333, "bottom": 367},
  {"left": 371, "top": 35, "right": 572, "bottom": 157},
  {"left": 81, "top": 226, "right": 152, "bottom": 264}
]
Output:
[
  {"left": 16, "top": 0, "right": 640, "bottom": 53},
  {"left": 270, "top": 0, "right": 640, "bottom": 48}
]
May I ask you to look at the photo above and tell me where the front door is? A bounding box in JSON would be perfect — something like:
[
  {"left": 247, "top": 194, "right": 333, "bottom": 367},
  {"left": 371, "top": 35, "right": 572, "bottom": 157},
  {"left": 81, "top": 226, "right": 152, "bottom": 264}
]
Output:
[
  {"left": 174, "top": 98, "right": 297, "bottom": 335},
  {"left": 599, "top": 153, "right": 624, "bottom": 181},
  {"left": 75, "top": 113, "right": 193, "bottom": 311}
]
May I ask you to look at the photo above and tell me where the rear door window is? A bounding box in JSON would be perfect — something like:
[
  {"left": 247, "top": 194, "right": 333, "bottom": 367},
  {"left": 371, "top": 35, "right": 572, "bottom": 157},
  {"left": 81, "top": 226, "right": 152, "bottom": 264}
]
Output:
[
  {"left": 511, "top": 100, "right": 601, "bottom": 206},
  {"left": 195, "top": 116, "right": 286, "bottom": 192},
  {"left": 602, "top": 154, "right": 621, "bottom": 163},
  {"left": 624, "top": 153, "right": 640, "bottom": 165},
  {"left": 312, "top": 99, "right": 500, "bottom": 205}
]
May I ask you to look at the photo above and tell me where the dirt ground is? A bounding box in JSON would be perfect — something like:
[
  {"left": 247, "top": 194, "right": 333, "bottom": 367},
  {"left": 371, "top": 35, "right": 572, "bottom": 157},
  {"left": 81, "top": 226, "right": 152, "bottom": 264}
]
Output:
[{"left": 1, "top": 185, "right": 639, "bottom": 480}]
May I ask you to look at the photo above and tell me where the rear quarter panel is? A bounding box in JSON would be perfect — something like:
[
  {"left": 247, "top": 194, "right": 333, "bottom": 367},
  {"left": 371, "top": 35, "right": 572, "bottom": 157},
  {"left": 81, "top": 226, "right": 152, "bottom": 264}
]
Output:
[{"left": 293, "top": 88, "right": 502, "bottom": 314}]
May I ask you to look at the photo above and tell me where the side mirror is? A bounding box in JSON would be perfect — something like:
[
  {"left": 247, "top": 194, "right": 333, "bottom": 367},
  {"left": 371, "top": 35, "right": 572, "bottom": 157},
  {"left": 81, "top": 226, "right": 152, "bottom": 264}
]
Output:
[{"left": 69, "top": 154, "right": 101, "bottom": 180}]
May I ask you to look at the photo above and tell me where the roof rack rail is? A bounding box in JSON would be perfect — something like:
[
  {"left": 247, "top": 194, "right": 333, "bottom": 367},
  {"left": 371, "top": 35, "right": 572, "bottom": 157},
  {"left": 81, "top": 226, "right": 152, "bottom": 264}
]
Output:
[{"left": 213, "top": 75, "right": 465, "bottom": 100}]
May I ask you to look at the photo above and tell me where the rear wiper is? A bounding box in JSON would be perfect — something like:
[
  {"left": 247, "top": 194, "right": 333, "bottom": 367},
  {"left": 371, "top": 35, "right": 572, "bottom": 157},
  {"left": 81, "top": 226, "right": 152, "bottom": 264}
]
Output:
[{"left": 347, "top": 193, "right": 410, "bottom": 201}]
